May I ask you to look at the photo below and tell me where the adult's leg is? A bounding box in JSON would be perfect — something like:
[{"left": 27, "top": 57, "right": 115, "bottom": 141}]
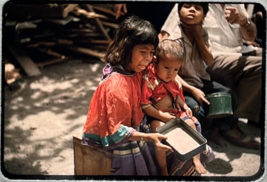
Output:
[
  {"left": 185, "top": 81, "right": 259, "bottom": 149},
  {"left": 206, "top": 54, "right": 262, "bottom": 123},
  {"left": 204, "top": 81, "right": 260, "bottom": 149},
  {"left": 184, "top": 87, "right": 230, "bottom": 148}
]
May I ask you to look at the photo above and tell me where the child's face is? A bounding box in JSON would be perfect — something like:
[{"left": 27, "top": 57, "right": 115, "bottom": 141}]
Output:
[
  {"left": 179, "top": 4, "right": 205, "bottom": 24},
  {"left": 127, "top": 44, "right": 155, "bottom": 72},
  {"left": 155, "top": 54, "right": 182, "bottom": 82}
]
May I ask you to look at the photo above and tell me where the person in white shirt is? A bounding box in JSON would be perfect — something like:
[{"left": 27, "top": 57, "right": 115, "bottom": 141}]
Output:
[
  {"left": 158, "top": 3, "right": 261, "bottom": 149},
  {"left": 160, "top": 3, "right": 262, "bottom": 124},
  {"left": 203, "top": 4, "right": 262, "bottom": 126}
]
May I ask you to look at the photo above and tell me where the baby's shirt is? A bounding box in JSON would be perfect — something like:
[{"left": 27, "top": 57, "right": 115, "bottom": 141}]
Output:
[{"left": 140, "top": 63, "right": 185, "bottom": 110}]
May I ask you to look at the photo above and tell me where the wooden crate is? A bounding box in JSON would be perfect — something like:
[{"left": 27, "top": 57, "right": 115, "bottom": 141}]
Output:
[{"left": 73, "top": 134, "right": 113, "bottom": 175}]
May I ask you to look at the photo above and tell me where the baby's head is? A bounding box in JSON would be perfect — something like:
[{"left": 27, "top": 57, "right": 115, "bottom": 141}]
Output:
[
  {"left": 155, "top": 39, "right": 184, "bottom": 82},
  {"left": 104, "top": 16, "right": 158, "bottom": 72}
]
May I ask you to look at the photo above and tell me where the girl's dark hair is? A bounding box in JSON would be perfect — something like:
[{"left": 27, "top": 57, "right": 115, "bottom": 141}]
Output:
[
  {"left": 104, "top": 16, "right": 159, "bottom": 66},
  {"left": 178, "top": 3, "right": 209, "bottom": 15}
]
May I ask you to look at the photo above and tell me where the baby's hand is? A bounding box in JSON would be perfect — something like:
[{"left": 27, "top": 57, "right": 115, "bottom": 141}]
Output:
[
  {"left": 159, "top": 111, "right": 175, "bottom": 123},
  {"left": 175, "top": 102, "right": 182, "bottom": 112},
  {"left": 185, "top": 107, "right": 193, "bottom": 117}
]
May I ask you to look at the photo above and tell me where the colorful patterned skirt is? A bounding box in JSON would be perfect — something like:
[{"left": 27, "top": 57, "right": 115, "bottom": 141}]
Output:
[{"left": 82, "top": 117, "right": 198, "bottom": 176}]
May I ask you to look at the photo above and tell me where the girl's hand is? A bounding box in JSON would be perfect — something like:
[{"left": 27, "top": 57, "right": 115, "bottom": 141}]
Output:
[
  {"left": 159, "top": 111, "right": 175, "bottom": 123},
  {"left": 191, "top": 87, "right": 210, "bottom": 106},
  {"left": 147, "top": 133, "right": 173, "bottom": 152}
]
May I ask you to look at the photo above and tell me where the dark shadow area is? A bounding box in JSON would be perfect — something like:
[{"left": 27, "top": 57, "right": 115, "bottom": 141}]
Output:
[
  {"left": 3, "top": 60, "right": 106, "bottom": 176},
  {"left": 206, "top": 158, "right": 233, "bottom": 174}
]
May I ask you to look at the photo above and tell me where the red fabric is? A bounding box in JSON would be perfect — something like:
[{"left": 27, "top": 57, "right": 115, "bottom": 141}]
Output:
[
  {"left": 83, "top": 72, "right": 144, "bottom": 138},
  {"left": 140, "top": 64, "right": 197, "bottom": 122},
  {"left": 141, "top": 63, "right": 185, "bottom": 106}
]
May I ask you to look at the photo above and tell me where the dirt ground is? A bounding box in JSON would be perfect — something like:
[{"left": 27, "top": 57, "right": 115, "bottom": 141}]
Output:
[{"left": 2, "top": 59, "right": 265, "bottom": 181}]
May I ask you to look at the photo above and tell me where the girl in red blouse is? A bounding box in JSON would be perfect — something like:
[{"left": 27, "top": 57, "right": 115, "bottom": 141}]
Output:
[{"left": 82, "top": 16, "right": 201, "bottom": 177}]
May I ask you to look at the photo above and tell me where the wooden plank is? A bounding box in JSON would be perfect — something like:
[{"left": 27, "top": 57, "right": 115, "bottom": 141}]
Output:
[
  {"left": 91, "top": 5, "right": 116, "bottom": 17},
  {"left": 35, "top": 57, "right": 72, "bottom": 68},
  {"left": 61, "top": 45, "right": 105, "bottom": 58},
  {"left": 63, "top": 4, "right": 79, "bottom": 18},
  {"left": 44, "top": 15, "right": 74, "bottom": 26},
  {"left": 26, "top": 39, "right": 73, "bottom": 48},
  {"left": 73, "top": 135, "right": 113, "bottom": 175},
  {"left": 101, "top": 21, "right": 119, "bottom": 29},
  {"left": 75, "top": 39, "right": 110, "bottom": 44},
  {"left": 73, "top": 7, "right": 108, "bottom": 19},
  {"left": 38, "top": 48, "right": 66, "bottom": 59},
  {"left": 7, "top": 41, "right": 41, "bottom": 77},
  {"left": 86, "top": 5, "right": 112, "bottom": 42},
  {"left": 26, "top": 42, "right": 56, "bottom": 48}
]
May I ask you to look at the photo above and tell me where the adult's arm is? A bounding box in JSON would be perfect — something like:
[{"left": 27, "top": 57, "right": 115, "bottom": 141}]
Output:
[
  {"left": 224, "top": 5, "right": 257, "bottom": 41},
  {"left": 113, "top": 4, "right": 127, "bottom": 20}
]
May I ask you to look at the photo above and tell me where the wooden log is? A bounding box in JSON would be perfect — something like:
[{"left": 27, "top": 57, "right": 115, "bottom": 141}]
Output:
[
  {"left": 61, "top": 45, "right": 105, "bottom": 58},
  {"left": 54, "top": 39, "right": 73, "bottom": 45},
  {"left": 6, "top": 41, "right": 41, "bottom": 77},
  {"left": 86, "top": 5, "right": 112, "bottom": 42},
  {"left": 33, "top": 32, "right": 56, "bottom": 38},
  {"left": 26, "top": 39, "right": 73, "bottom": 48},
  {"left": 91, "top": 5, "right": 116, "bottom": 17},
  {"left": 38, "top": 48, "right": 66, "bottom": 59},
  {"left": 73, "top": 7, "right": 108, "bottom": 19},
  {"left": 15, "top": 22, "right": 37, "bottom": 29},
  {"left": 59, "top": 28, "right": 96, "bottom": 33},
  {"left": 73, "top": 134, "right": 113, "bottom": 175},
  {"left": 26, "top": 42, "right": 56, "bottom": 48},
  {"left": 75, "top": 39, "right": 110, "bottom": 44},
  {"left": 101, "top": 21, "right": 118, "bottom": 29},
  {"left": 44, "top": 15, "right": 74, "bottom": 26},
  {"left": 35, "top": 57, "right": 72, "bottom": 68},
  {"left": 63, "top": 4, "right": 78, "bottom": 18}
]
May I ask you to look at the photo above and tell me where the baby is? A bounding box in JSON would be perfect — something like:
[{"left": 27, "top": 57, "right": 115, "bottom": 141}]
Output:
[{"left": 141, "top": 39, "right": 207, "bottom": 175}]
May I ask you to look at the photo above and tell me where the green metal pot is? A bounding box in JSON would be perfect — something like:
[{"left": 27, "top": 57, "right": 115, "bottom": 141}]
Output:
[{"left": 204, "top": 92, "right": 233, "bottom": 119}]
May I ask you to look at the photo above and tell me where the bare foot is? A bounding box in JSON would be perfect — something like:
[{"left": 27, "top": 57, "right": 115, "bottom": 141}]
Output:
[
  {"left": 193, "top": 158, "right": 207, "bottom": 174},
  {"left": 207, "top": 127, "right": 228, "bottom": 148}
]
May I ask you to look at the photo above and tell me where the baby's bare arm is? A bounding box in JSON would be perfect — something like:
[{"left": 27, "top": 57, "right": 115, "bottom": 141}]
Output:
[
  {"left": 143, "top": 105, "right": 175, "bottom": 123},
  {"left": 176, "top": 95, "right": 192, "bottom": 117}
]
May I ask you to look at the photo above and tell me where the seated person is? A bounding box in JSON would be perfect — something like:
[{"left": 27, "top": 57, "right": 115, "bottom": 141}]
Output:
[
  {"left": 141, "top": 39, "right": 214, "bottom": 175},
  {"left": 158, "top": 3, "right": 260, "bottom": 149},
  {"left": 203, "top": 4, "right": 262, "bottom": 126},
  {"left": 160, "top": 3, "right": 262, "bottom": 127},
  {"left": 82, "top": 16, "right": 198, "bottom": 176}
]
